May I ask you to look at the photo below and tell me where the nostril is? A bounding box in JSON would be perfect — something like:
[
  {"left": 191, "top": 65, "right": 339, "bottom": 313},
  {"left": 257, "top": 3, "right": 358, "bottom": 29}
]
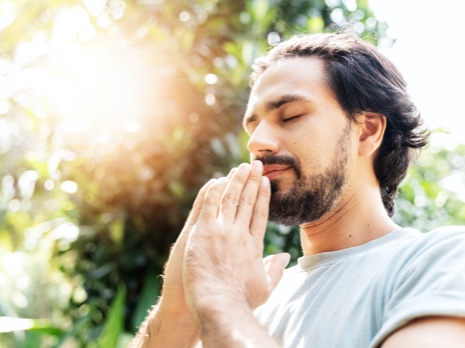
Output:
[
  {"left": 247, "top": 137, "right": 279, "bottom": 156},
  {"left": 246, "top": 122, "right": 280, "bottom": 155}
]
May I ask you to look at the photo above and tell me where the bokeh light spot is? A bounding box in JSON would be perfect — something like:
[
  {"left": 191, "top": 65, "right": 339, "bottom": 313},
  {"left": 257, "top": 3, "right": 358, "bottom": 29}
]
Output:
[
  {"left": 205, "top": 93, "right": 216, "bottom": 106},
  {"left": 204, "top": 73, "right": 218, "bottom": 85},
  {"left": 60, "top": 181, "right": 78, "bottom": 194},
  {"left": 179, "top": 11, "right": 190, "bottom": 22}
]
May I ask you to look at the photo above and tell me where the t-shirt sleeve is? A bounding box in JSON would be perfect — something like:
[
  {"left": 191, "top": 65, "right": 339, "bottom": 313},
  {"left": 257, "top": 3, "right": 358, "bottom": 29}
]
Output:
[{"left": 371, "top": 226, "right": 465, "bottom": 347}]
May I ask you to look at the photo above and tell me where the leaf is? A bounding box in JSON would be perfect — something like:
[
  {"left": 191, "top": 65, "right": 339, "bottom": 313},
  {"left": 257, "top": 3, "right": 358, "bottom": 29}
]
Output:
[
  {"left": 307, "top": 17, "right": 324, "bottom": 33},
  {"left": 131, "top": 270, "right": 161, "bottom": 331},
  {"left": 89, "top": 284, "right": 126, "bottom": 348},
  {"left": 109, "top": 219, "right": 124, "bottom": 245},
  {"left": 0, "top": 317, "right": 50, "bottom": 333}
]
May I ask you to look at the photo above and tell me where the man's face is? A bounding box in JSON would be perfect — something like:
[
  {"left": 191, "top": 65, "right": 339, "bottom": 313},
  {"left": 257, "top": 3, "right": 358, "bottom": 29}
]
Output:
[{"left": 243, "top": 56, "right": 356, "bottom": 226}]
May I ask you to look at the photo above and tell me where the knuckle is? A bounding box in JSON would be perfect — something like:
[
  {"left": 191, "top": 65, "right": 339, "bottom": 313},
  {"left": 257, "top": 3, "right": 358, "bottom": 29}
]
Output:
[
  {"left": 254, "top": 205, "right": 269, "bottom": 219},
  {"left": 240, "top": 193, "right": 256, "bottom": 206},
  {"left": 223, "top": 193, "right": 239, "bottom": 206},
  {"left": 234, "top": 172, "right": 248, "bottom": 186},
  {"left": 248, "top": 174, "right": 262, "bottom": 184},
  {"left": 260, "top": 186, "right": 271, "bottom": 198},
  {"left": 204, "top": 194, "right": 219, "bottom": 206}
]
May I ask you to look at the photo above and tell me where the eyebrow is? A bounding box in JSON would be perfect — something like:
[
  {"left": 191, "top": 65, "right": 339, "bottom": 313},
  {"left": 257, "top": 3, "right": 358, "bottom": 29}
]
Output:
[{"left": 243, "top": 94, "right": 312, "bottom": 129}]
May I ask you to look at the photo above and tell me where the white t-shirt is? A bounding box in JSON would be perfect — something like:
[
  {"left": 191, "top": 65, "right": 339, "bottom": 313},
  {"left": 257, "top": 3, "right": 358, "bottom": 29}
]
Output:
[{"left": 255, "top": 226, "right": 465, "bottom": 347}]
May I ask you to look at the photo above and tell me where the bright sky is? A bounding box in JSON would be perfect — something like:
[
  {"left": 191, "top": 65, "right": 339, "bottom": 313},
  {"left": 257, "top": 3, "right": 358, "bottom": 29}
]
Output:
[{"left": 370, "top": 0, "right": 465, "bottom": 144}]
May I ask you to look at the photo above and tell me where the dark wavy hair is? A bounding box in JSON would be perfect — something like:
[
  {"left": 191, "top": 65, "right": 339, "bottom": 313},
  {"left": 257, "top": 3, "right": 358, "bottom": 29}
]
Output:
[{"left": 250, "top": 32, "right": 429, "bottom": 216}]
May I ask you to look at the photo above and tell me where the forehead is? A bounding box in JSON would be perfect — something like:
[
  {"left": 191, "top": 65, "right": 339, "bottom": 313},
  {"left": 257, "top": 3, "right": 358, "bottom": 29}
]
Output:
[{"left": 246, "top": 56, "right": 336, "bottom": 117}]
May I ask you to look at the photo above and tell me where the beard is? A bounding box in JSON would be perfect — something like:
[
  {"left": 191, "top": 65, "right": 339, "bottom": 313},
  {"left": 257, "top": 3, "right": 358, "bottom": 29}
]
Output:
[{"left": 258, "top": 125, "right": 351, "bottom": 226}]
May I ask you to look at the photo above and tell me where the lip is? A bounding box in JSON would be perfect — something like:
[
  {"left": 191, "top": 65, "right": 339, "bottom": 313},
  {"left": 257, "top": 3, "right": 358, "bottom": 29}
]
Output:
[{"left": 262, "top": 165, "right": 291, "bottom": 180}]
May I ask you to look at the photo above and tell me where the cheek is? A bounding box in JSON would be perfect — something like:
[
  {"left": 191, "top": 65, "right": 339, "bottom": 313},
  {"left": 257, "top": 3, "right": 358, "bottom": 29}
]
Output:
[{"left": 293, "top": 134, "right": 330, "bottom": 169}]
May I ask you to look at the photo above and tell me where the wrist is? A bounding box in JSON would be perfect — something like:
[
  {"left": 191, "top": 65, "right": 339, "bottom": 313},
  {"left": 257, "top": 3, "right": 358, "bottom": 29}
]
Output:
[
  {"left": 190, "top": 293, "right": 251, "bottom": 323},
  {"left": 130, "top": 302, "right": 200, "bottom": 348},
  {"left": 193, "top": 298, "right": 278, "bottom": 348},
  {"left": 157, "top": 297, "right": 198, "bottom": 329},
  {"left": 195, "top": 295, "right": 250, "bottom": 316}
]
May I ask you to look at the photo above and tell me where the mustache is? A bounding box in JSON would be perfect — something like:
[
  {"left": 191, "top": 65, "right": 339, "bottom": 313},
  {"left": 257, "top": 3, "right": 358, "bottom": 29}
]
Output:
[{"left": 255, "top": 154, "right": 302, "bottom": 179}]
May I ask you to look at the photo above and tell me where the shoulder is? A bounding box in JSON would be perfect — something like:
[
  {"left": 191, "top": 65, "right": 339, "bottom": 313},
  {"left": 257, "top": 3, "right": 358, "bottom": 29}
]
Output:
[
  {"left": 405, "top": 225, "right": 465, "bottom": 259},
  {"left": 371, "top": 226, "right": 465, "bottom": 346},
  {"left": 373, "top": 226, "right": 465, "bottom": 313},
  {"left": 423, "top": 225, "right": 465, "bottom": 240},
  {"left": 392, "top": 225, "right": 465, "bottom": 278},
  {"left": 383, "top": 225, "right": 465, "bottom": 309},
  {"left": 387, "top": 225, "right": 465, "bottom": 257}
]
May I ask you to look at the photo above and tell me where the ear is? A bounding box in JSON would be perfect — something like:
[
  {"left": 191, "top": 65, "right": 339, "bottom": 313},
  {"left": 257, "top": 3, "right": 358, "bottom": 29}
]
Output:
[{"left": 356, "top": 112, "right": 386, "bottom": 157}]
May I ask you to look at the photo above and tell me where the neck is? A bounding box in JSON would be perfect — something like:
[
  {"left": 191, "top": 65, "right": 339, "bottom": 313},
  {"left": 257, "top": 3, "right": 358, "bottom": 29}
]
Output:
[{"left": 299, "top": 184, "right": 399, "bottom": 256}]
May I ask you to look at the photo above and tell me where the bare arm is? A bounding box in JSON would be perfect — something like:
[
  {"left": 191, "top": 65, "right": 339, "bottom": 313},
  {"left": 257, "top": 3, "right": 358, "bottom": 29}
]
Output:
[
  {"left": 382, "top": 316, "right": 465, "bottom": 348},
  {"left": 129, "top": 304, "right": 199, "bottom": 348}
]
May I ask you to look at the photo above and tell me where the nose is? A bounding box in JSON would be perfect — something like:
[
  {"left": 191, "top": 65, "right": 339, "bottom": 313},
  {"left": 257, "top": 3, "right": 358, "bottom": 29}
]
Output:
[{"left": 247, "top": 122, "right": 280, "bottom": 158}]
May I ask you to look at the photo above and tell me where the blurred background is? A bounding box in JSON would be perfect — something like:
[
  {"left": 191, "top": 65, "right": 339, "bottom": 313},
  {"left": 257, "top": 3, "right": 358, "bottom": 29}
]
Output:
[{"left": 0, "top": 0, "right": 464, "bottom": 346}]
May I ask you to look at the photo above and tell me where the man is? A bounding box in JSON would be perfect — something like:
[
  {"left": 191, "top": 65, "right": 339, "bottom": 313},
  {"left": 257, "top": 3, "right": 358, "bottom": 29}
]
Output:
[{"left": 131, "top": 32, "right": 465, "bottom": 347}]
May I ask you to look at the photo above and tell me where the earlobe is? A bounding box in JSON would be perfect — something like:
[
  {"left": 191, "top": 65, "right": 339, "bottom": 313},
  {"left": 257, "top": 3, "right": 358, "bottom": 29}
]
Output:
[{"left": 357, "top": 112, "right": 386, "bottom": 157}]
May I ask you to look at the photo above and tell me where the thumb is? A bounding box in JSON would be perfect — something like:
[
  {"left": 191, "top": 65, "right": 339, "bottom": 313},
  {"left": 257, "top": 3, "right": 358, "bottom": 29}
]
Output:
[{"left": 263, "top": 253, "right": 291, "bottom": 292}]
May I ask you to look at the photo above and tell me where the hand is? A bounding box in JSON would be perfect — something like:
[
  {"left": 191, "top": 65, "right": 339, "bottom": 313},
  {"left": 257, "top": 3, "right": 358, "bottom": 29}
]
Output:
[
  {"left": 156, "top": 178, "right": 216, "bottom": 325},
  {"left": 183, "top": 161, "right": 290, "bottom": 316},
  {"left": 131, "top": 163, "right": 288, "bottom": 348}
]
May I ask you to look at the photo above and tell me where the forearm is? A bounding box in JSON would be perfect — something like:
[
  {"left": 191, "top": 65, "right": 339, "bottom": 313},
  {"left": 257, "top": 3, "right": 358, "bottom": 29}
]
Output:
[
  {"left": 130, "top": 302, "right": 199, "bottom": 348},
  {"left": 196, "top": 300, "right": 280, "bottom": 348}
]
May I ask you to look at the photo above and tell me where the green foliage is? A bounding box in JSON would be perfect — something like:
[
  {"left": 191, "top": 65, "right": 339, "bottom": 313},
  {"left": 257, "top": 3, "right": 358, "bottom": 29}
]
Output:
[
  {"left": 1, "top": 0, "right": 462, "bottom": 347},
  {"left": 89, "top": 284, "right": 126, "bottom": 348},
  {"left": 394, "top": 131, "right": 465, "bottom": 231}
]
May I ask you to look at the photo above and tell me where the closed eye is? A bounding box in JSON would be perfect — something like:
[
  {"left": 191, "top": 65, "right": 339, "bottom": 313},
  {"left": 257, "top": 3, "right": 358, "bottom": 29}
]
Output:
[{"left": 283, "top": 115, "right": 302, "bottom": 123}]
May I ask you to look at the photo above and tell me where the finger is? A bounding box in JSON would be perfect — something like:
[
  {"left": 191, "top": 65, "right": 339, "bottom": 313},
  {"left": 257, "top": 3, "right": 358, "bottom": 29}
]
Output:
[
  {"left": 185, "top": 178, "right": 216, "bottom": 230},
  {"left": 199, "top": 177, "right": 229, "bottom": 223},
  {"left": 249, "top": 176, "right": 271, "bottom": 237},
  {"left": 169, "top": 178, "right": 217, "bottom": 266},
  {"left": 263, "top": 253, "right": 290, "bottom": 292},
  {"left": 227, "top": 167, "right": 237, "bottom": 179},
  {"left": 220, "top": 164, "right": 251, "bottom": 224},
  {"left": 236, "top": 160, "right": 263, "bottom": 225}
]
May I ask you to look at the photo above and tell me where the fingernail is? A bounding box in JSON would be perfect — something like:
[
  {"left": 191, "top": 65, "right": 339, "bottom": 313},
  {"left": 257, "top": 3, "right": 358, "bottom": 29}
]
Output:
[
  {"left": 252, "top": 160, "right": 263, "bottom": 172},
  {"left": 277, "top": 253, "right": 291, "bottom": 268},
  {"left": 238, "top": 163, "right": 251, "bottom": 174},
  {"left": 261, "top": 176, "right": 270, "bottom": 187}
]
